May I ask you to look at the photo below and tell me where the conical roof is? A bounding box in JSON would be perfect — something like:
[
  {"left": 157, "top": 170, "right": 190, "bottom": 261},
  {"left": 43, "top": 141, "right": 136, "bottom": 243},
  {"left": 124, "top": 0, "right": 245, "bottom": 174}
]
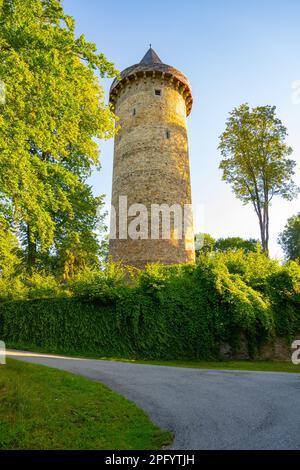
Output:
[
  {"left": 140, "top": 47, "right": 162, "bottom": 65},
  {"left": 110, "top": 47, "right": 193, "bottom": 116}
]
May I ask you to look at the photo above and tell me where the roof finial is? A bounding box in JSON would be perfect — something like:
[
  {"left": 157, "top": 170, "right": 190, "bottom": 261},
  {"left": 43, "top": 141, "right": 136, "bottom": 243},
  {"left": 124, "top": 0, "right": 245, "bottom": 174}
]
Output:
[{"left": 149, "top": 43, "right": 152, "bottom": 49}]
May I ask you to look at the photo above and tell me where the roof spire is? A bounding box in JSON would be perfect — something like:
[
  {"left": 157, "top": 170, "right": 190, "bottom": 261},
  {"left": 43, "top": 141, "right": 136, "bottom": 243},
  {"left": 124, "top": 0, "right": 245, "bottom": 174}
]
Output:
[{"left": 140, "top": 47, "right": 162, "bottom": 65}]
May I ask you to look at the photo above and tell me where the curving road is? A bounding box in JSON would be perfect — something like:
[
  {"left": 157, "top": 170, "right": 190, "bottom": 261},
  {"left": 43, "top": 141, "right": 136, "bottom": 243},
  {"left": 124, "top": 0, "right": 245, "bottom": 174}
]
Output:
[{"left": 7, "top": 350, "right": 300, "bottom": 450}]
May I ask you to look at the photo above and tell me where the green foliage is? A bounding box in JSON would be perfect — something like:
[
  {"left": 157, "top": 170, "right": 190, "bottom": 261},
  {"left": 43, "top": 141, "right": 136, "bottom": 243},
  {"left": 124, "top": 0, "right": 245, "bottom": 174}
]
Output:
[
  {"left": 195, "top": 233, "right": 215, "bottom": 255},
  {"left": 69, "top": 262, "right": 128, "bottom": 301},
  {"left": 278, "top": 213, "right": 300, "bottom": 261},
  {"left": 195, "top": 233, "right": 262, "bottom": 258},
  {"left": 0, "top": 269, "right": 66, "bottom": 301},
  {"left": 266, "top": 261, "right": 300, "bottom": 338},
  {"left": 219, "top": 104, "right": 299, "bottom": 252},
  {"left": 211, "top": 249, "right": 279, "bottom": 291},
  {"left": 0, "top": 359, "right": 172, "bottom": 449},
  {"left": 0, "top": 218, "right": 21, "bottom": 276},
  {"left": 1, "top": 252, "right": 299, "bottom": 360},
  {"left": 0, "top": 0, "right": 118, "bottom": 271},
  {"left": 214, "top": 237, "right": 261, "bottom": 253}
]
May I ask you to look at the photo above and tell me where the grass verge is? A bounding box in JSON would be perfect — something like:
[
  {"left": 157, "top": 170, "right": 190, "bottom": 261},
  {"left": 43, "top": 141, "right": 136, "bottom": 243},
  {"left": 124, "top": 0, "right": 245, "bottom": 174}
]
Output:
[
  {"left": 7, "top": 342, "right": 300, "bottom": 373},
  {"left": 128, "top": 359, "right": 300, "bottom": 373},
  {"left": 0, "top": 359, "right": 172, "bottom": 450}
]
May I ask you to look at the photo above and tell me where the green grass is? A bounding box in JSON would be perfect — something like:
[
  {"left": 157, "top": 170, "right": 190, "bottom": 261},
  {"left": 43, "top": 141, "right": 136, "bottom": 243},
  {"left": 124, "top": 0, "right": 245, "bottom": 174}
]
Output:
[
  {"left": 127, "top": 359, "right": 300, "bottom": 373},
  {"left": 0, "top": 359, "right": 172, "bottom": 450},
  {"left": 7, "top": 342, "right": 300, "bottom": 373}
]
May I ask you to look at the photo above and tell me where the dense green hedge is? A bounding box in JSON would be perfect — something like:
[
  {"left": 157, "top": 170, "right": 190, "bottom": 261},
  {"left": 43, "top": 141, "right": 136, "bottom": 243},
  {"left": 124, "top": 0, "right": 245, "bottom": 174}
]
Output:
[{"left": 0, "top": 253, "right": 299, "bottom": 360}]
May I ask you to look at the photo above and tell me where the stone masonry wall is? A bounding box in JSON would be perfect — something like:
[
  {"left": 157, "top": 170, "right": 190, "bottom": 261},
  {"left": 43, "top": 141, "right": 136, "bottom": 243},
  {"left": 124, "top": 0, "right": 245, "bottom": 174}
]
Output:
[
  {"left": 220, "top": 333, "right": 300, "bottom": 361},
  {"left": 109, "top": 74, "right": 195, "bottom": 267}
]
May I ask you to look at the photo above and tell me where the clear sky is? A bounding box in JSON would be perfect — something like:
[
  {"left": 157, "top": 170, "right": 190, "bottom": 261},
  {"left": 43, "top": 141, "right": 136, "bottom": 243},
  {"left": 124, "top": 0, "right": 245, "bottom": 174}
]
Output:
[{"left": 63, "top": 0, "right": 300, "bottom": 258}]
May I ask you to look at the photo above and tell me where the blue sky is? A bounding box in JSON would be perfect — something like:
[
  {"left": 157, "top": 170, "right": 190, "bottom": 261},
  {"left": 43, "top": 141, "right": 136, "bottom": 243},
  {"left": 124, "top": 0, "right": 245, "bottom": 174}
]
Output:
[{"left": 63, "top": 0, "right": 300, "bottom": 258}]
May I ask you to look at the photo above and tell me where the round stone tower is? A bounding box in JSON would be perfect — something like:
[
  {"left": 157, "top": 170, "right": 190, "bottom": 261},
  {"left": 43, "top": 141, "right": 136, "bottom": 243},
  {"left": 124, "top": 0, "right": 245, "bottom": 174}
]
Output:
[{"left": 109, "top": 47, "right": 195, "bottom": 267}]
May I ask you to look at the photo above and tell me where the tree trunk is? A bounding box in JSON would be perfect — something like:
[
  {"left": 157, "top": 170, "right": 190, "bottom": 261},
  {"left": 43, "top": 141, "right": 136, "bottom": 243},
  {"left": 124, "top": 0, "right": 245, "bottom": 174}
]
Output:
[
  {"left": 257, "top": 209, "right": 269, "bottom": 254},
  {"left": 265, "top": 207, "right": 269, "bottom": 255}
]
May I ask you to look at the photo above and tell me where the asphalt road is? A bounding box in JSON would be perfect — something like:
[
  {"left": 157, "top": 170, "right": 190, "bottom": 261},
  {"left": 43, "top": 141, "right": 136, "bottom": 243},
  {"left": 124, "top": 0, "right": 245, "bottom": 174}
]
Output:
[{"left": 7, "top": 350, "right": 300, "bottom": 450}]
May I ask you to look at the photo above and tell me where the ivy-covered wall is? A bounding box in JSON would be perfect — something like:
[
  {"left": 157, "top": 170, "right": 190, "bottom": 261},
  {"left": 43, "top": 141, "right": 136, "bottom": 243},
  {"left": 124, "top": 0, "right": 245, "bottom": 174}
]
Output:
[{"left": 0, "top": 254, "right": 299, "bottom": 360}]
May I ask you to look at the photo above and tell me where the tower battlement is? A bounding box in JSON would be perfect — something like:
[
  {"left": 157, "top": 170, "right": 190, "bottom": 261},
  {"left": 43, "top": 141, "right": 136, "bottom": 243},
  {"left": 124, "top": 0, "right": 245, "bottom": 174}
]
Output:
[{"left": 109, "top": 48, "right": 193, "bottom": 116}]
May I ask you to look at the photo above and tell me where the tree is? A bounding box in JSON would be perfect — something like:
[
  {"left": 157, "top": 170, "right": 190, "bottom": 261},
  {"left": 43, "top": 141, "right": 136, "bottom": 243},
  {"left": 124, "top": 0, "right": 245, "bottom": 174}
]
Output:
[
  {"left": 214, "top": 237, "right": 261, "bottom": 253},
  {"left": 219, "top": 104, "right": 299, "bottom": 254},
  {"left": 0, "top": 0, "right": 118, "bottom": 271},
  {"left": 0, "top": 217, "right": 20, "bottom": 276},
  {"left": 34, "top": 185, "right": 108, "bottom": 277},
  {"left": 195, "top": 233, "right": 215, "bottom": 257},
  {"left": 195, "top": 233, "right": 262, "bottom": 258},
  {"left": 278, "top": 213, "right": 300, "bottom": 261}
]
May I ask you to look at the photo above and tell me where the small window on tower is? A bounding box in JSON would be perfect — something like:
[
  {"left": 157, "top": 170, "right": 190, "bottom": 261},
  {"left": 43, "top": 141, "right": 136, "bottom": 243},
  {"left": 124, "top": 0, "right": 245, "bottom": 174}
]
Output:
[
  {"left": 133, "top": 108, "right": 136, "bottom": 116},
  {"left": 155, "top": 89, "right": 161, "bottom": 96},
  {"left": 166, "top": 130, "right": 170, "bottom": 139}
]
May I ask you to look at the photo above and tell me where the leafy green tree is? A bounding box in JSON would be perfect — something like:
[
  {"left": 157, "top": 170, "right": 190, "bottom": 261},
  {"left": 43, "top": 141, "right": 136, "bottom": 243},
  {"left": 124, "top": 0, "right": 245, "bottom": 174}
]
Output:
[
  {"left": 55, "top": 188, "right": 108, "bottom": 279},
  {"left": 278, "top": 213, "right": 300, "bottom": 261},
  {"left": 0, "top": 0, "right": 118, "bottom": 270},
  {"left": 214, "top": 237, "right": 261, "bottom": 253},
  {"left": 0, "top": 217, "right": 20, "bottom": 276},
  {"left": 195, "top": 233, "right": 215, "bottom": 257},
  {"left": 34, "top": 186, "right": 108, "bottom": 278},
  {"left": 99, "top": 234, "right": 110, "bottom": 264},
  {"left": 219, "top": 104, "right": 299, "bottom": 254},
  {"left": 195, "top": 233, "right": 261, "bottom": 258}
]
